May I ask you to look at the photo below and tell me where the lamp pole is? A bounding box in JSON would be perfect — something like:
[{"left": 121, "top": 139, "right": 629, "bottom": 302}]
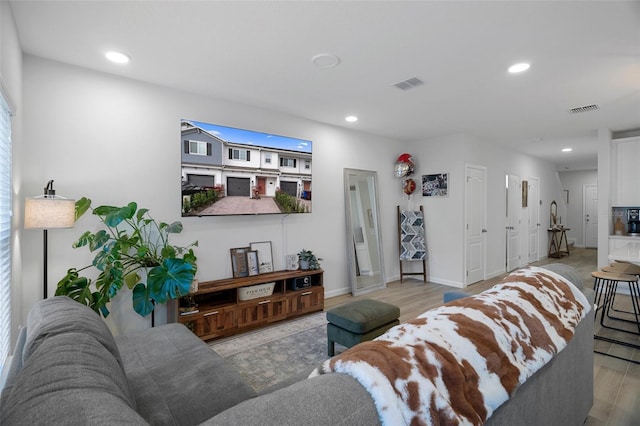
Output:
[{"left": 43, "top": 228, "right": 48, "bottom": 299}]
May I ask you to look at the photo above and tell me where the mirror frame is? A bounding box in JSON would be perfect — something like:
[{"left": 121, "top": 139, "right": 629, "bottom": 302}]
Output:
[
  {"left": 550, "top": 200, "right": 558, "bottom": 227},
  {"left": 343, "top": 168, "right": 386, "bottom": 296}
]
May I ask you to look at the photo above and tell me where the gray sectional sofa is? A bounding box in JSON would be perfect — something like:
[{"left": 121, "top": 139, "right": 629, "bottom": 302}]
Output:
[{"left": 1, "top": 264, "right": 593, "bottom": 425}]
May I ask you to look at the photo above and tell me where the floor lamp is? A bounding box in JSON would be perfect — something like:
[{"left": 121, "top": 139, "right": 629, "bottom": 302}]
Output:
[{"left": 24, "top": 180, "right": 75, "bottom": 299}]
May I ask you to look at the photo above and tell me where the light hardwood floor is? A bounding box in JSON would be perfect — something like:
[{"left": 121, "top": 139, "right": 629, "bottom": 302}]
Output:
[{"left": 325, "top": 248, "right": 640, "bottom": 426}]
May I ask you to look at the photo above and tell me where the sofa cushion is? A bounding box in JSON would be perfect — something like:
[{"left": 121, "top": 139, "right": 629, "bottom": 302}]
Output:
[
  {"left": 202, "top": 373, "right": 381, "bottom": 426},
  {"left": 0, "top": 332, "right": 145, "bottom": 425},
  {"left": 115, "top": 323, "right": 256, "bottom": 425},
  {"left": 23, "top": 296, "right": 124, "bottom": 366}
]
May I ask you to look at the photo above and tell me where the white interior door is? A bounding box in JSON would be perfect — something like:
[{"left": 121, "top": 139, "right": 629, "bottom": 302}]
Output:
[
  {"left": 465, "top": 165, "right": 487, "bottom": 285},
  {"left": 506, "top": 174, "right": 521, "bottom": 272},
  {"left": 584, "top": 184, "right": 598, "bottom": 248},
  {"left": 527, "top": 177, "right": 540, "bottom": 262}
]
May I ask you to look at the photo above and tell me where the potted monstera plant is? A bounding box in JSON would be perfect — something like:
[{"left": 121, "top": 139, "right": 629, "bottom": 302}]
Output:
[{"left": 56, "top": 197, "right": 198, "bottom": 319}]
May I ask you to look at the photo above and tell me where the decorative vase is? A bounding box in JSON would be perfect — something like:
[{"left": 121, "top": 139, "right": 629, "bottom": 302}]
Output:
[
  {"left": 614, "top": 217, "right": 625, "bottom": 235},
  {"left": 103, "top": 283, "right": 152, "bottom": 336},
  {"left": 299, "top": 260, "right": 310, "bottom": 270}
]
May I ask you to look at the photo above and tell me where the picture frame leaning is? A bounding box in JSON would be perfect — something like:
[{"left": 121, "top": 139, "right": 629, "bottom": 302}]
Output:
[
  {"left": 230, "top": 247, "right": 250, "bottom": 278},
  {"left": 247, "top": 250, "right": 260, "bottom": 276},
  {"left": 250, "top": 241, "right": 274, "bottom": 274}
]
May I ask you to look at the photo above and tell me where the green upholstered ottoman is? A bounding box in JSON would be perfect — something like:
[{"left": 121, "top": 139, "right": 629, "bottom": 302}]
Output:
[{"left": 326, "top": 299, "right": 400, "bottom": 356}]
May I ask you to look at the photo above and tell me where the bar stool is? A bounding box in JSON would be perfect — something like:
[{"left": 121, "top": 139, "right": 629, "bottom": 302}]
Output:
[
  {"left": 605, "top": 261, "right": 640, "bottom": 275},
  {"left": 601, "top": 263, "right": 640, "bottom": 318},
  {"left": 592, "top": 270, "right": 640, "bottom": 337}
]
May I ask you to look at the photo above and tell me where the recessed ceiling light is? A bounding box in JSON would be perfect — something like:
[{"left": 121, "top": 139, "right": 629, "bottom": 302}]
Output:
[
  {"left": 105, "top": 51, "right": 130, "bottom": 64},
  {"left": 345, "top": 115, "right": 358, "bottom": 123},
  {"left": 312, "top": 53, "right": 340, "bottom": 69},
  {"left": 562, "top": 148, "right": 573, "bottom": 152},
  {"left": 508, "top": 62, "right": 530, "bottom": 73}
]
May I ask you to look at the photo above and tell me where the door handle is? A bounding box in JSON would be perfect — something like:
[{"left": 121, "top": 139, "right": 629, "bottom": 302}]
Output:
[{"left": 482, "top": 229, "right": 488, "bottom": 233}]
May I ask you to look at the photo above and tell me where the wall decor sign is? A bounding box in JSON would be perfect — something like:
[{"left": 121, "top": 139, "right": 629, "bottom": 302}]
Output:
[
  {"left": 286, "top": 254, "right": 299, "bottom": 271},
  {"left": 250, "top": 241, "right": 274, "bottom": 273},
  {"left": 422, "top": 173, "right": 448, "bottom": 197},
  {"left": 230, "top": 247, "right": 250, "bottom": 277}
]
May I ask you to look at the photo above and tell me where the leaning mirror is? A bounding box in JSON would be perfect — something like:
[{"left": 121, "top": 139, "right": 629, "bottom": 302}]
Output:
[{"left": 344, "top": 168, "right": 386, "bottom": 295}]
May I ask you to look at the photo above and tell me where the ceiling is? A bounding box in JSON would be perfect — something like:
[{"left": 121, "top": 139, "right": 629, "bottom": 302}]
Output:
[{"left": 8, "top": 0, "right": 640, "bottom": 171}]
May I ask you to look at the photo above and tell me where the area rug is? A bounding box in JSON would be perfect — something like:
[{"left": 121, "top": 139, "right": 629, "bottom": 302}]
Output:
[{"left": 209, "top": 312, "right": 331, "bottom": 392}]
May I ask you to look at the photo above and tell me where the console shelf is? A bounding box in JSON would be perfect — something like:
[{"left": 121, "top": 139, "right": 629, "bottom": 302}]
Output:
[{"left": 173, "top": 269, "right": 324, "bottom": 341}]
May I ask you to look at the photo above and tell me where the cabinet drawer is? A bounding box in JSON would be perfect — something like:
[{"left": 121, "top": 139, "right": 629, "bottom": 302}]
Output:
[
  {"left": 288, "top": 286, "right": 324, "bottom": 316},
  {"left": 237, "top": 297, "right": 288, "bottom": 328},
  {"left": 180, "top": 306, "right": 236, "bottom": 339}
]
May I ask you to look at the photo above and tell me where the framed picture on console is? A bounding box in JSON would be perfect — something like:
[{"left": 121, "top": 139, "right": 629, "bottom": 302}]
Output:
[
  {"left": 247, "top": 250, "right": 260, "bottom": 276},
  {"left": 250, "top": 241, "right": 274, "bottom": 274},
  {"left": 230, "top": 247, "right": 250, "bottom": 278}
]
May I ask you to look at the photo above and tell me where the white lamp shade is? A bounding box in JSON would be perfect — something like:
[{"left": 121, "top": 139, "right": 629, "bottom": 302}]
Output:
[{"left": 24, "top": 196, "right": 76, "bottom": 229}]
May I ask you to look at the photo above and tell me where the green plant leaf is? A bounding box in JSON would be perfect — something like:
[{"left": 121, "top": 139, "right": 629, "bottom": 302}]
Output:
[
  {"left": 93, "top": 205, "right": 119, "bottom": 216},
  {"left": 165, "top": 221, "right": 183, "bottom": 234},
  {"left": 55, "top": 269, "right": 103, "bottom": 316},
  {"left": 124, "top": 271, "right": 141, "bottom": 290},
  {"left": 136, "top": 208, "right": 149, "bottom": 222},
  {"left": 137, "top": 246, "right": 149, "bottom": 258},
  {"left": 72, "top": 231, "right": 93, "bottom": 249},
  {"left": 89, "top": 230, "right": 110, "bottom": 252},
  {"left": 132, "top": 283, "right": 155, "bottom": 317},
  {"left": 161, "top": 245, "right": 176, "bottom": 259},
  {"left": 147, "top": 259, "right": 193, "bottom": 304},
  {"left": 75, "top": 197, "right": 92, "bottom": 221}
]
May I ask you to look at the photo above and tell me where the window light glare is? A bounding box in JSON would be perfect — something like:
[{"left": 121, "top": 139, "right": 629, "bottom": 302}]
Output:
[
  {"left": 508, "top": 63, "right": 530, "bottom": 73},
  {"left": 345, "top": 115, "right": 358, "bottom": 123},
  {"left": 105, "top": 51, "right": 130, "bottom": 64},
  {"left": 562, "top": 148, "right": 573, "bottom": 152}
]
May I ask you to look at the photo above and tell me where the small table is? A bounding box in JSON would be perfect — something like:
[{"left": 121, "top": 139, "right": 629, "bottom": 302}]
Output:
[{"left": 548, "top": 227, "right": 570, "bottom": 258}]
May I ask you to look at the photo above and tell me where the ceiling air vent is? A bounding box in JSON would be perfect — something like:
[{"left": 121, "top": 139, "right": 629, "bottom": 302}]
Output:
[
  {"left": 393, "top": 77, "right": 424, "bottom": 91},
  {"left": 569, "top": 104, "right": 599, "bottom": 114}
]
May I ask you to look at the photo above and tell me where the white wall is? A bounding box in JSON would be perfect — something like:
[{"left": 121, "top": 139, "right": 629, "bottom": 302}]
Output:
[
  {"left": 597, "top": 129, "right": 612, "bottom": 269},
  {"left": 16, "top": 53, "right": 570, "bottom": 328},
  {"left": 19, "top": 55, "right": 406, "bottom": 327},
  {"left": 406, "top": 134, "right": 564, "bottom": 286},
  {"left": 558, "top": 169, "right": 598, "bottom": 247}
]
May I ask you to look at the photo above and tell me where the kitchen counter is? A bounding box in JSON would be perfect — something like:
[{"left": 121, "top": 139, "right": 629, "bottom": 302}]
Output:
[{"left": 608, "top": 237, "right": 640, "bottom": 263}]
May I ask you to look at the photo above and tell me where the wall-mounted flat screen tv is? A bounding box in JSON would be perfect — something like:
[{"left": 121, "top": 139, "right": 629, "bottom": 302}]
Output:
[{"left": 181, "top": 119, "right": 312, "bottom": 216}]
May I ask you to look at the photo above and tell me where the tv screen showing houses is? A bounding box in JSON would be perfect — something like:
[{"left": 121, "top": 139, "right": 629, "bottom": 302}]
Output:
[{"left": 181, "top": 119, "right": 312, "bottom": 216}]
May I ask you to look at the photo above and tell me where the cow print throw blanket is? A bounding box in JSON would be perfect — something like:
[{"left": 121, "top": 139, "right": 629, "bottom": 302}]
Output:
[{"left": 311, "top": 266, "right": 591, "bottom": 426}]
